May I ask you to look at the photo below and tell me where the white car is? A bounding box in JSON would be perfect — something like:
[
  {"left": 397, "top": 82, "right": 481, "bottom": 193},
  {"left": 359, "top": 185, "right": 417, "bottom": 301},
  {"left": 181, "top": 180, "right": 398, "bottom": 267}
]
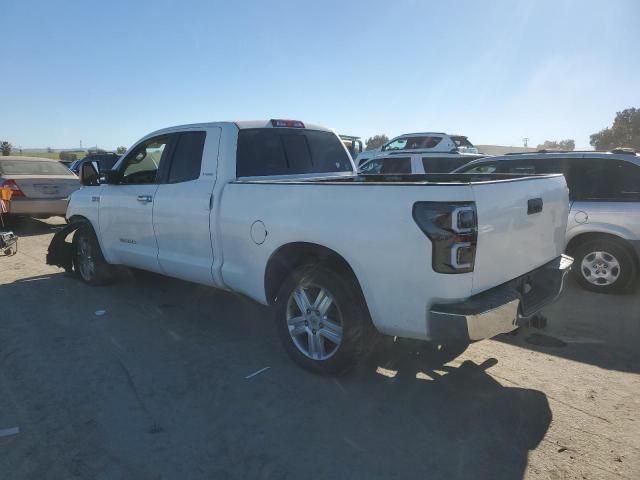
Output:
[
  {"left": 48, "top": 119, "right": 572, "bottom": 373},
  {"left": 355, "top": 132, "right": 479, "bottom": 167},
  {"left": 359, "top": 151, "right": 486, "bottom": 175},
  {"left": 0, "top": 156, "right": 80, "bottom": 218}
]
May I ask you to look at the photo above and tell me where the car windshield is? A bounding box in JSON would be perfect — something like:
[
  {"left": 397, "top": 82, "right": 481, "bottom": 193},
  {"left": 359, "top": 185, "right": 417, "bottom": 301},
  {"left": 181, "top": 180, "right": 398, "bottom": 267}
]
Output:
[
  {"left": 451, "top": 136, "right": 474, "bottom": 148},
  {"left": 0, "top": 159, "right": 75, "bottom": 176}
]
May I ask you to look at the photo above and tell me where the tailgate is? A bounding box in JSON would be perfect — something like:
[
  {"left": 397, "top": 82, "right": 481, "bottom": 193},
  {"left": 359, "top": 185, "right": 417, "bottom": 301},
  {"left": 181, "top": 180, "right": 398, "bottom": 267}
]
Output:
[
  {"left": 471, "top": 175, "right": 569, "bottom": 294},
  {"left": 9, "top": 175, "right": 80, "bottom": 199}
]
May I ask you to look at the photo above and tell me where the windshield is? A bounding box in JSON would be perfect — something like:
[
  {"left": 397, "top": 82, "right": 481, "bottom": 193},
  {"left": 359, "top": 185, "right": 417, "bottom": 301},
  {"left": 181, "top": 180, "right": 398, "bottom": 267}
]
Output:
[
  {"left": 451, "top": 136, "right": 474, "bottom": 148},
  {"left": 0, "top": 159, "right": 75, "bottom": 176}
]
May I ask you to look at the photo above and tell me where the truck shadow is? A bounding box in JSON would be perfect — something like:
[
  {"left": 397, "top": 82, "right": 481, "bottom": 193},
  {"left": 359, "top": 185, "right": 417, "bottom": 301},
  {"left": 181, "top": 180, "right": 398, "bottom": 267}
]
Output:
[
  {"left": 497, "top": 277, "right": 640, "bottom": 374},
  {"left": 1, "top": 271, "right": 551, "bottom": 480}
]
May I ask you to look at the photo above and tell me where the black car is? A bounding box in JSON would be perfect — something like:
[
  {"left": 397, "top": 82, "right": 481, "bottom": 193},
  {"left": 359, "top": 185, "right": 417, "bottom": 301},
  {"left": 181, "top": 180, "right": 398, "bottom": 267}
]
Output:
[{"left": 69, "top": 153, "right": 121, "bottom": 174}]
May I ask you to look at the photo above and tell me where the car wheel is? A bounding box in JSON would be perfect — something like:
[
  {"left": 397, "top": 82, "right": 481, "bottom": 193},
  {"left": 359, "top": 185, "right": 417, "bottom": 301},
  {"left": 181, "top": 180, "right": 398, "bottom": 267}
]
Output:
[
  {"left": 274, "top": 264, "right": 368, "bottom": 374},
  {"left": 73, "top": 224, "right": 114, "bottom": 286},
  {"left": 572, "top": 239, "right": 635, "bottom": 293}
]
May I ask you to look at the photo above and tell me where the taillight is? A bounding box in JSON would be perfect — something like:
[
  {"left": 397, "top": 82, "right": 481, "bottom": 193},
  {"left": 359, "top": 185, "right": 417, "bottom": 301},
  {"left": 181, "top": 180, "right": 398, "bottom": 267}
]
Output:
[
  {"left": 1, "top": 179, "right": 25, "bottom": 197},
  {"left": 412, "top": 201, "right": 477, "bottom": 273}
]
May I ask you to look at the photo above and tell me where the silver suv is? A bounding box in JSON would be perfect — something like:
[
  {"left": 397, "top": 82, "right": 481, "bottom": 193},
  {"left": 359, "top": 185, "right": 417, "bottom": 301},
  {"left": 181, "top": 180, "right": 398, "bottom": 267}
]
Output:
[{"left": 456, "top": 150, "right": 640, "bottom": 293}]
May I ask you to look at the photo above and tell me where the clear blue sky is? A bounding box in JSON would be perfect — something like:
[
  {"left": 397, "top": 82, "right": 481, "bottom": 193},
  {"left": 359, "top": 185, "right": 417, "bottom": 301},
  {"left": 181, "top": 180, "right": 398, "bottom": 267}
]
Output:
[{"left": 2, "top": 0, "right": 639, "bottom": 150}]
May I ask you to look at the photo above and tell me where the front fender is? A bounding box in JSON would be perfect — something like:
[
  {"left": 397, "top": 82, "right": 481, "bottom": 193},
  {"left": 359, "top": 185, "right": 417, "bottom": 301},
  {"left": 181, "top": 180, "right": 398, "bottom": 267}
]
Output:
[{"left": 46, "top": 222, "right": 82, "bottom": 272}]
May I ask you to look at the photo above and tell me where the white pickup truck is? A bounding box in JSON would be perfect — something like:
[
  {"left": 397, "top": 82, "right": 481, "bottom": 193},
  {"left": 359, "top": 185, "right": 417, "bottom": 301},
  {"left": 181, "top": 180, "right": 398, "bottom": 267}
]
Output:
[{"left": 47, "top": 119, "right": 573, "bottom": 373}]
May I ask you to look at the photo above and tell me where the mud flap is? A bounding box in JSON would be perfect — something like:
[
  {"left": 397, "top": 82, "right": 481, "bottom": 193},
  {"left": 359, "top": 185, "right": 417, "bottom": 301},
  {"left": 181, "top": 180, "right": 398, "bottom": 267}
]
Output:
[{"left": 46, "top": 222, "right": 82, "bottom": 272}]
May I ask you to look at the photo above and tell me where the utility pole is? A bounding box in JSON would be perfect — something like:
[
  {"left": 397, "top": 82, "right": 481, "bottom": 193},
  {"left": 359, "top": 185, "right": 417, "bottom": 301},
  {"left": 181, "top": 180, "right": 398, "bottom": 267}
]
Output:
[
  {"left": 80, "top": 140, "right": 83, "bottom": 149},
  {"left": 522, "top": 137, "right": 529, "bottom": 148}
]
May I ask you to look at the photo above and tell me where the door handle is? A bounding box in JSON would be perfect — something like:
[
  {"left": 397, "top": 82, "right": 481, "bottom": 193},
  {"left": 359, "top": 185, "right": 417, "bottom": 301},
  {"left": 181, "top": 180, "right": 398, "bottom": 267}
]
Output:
[{"left": 137, "top": 195, "right": 153, "bottom": 203}]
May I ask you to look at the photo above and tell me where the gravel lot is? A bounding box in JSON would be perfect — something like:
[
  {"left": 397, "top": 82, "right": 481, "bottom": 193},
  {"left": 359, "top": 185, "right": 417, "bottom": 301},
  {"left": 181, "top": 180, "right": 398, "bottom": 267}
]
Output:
[{"left": 1, "top": 217, "right": 639, "bottom": 480}]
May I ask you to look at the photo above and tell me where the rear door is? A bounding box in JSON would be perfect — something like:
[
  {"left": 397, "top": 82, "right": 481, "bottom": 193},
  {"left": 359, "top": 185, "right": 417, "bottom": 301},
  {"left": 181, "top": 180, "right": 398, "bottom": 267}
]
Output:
[
  {"left": 471, "top": 175, "right": 570, "bottom": 293},
  {"left": 153, "top": 128, "right": 221, "bottom": 285},
  {"left": 566, "top": 157, "right": 640, "bottom": 239},
  {"left": 98, "top": 134, "right": 171, "bottom": 272}
]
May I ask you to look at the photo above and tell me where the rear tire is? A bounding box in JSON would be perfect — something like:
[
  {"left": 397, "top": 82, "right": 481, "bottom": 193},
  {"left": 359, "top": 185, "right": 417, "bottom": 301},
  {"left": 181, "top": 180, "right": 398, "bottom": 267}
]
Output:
[
  {"left": 274, "top": 264, "right": 368, "bottom": 374},
  {"left": 572, "top": 239, "right": 635, "bottom": 293},
  {"left": 73, "top": 224, "right": 115, "bottom": 286}
]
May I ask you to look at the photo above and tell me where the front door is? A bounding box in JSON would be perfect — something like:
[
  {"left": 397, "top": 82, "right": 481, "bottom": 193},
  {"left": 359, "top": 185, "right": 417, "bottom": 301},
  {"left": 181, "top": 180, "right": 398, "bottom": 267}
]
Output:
[{"left": 99, "top": 134, "right": 171, "bottom": 272}]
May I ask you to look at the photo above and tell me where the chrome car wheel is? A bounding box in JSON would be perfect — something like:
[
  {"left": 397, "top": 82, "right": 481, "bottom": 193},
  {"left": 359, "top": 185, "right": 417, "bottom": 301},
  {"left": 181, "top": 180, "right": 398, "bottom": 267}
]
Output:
[
  {"left": 286, "top": 284, "right": 343, "bottom": 360},
  {"left": 581, "top": 250, "right": 620, "bottom": 286}
]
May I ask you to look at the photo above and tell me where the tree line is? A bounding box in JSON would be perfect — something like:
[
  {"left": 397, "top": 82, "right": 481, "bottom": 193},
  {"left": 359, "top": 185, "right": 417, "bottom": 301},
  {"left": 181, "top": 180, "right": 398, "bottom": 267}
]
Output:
[{"left": 2, "top": 108, "right": 639, "bottom": 156}]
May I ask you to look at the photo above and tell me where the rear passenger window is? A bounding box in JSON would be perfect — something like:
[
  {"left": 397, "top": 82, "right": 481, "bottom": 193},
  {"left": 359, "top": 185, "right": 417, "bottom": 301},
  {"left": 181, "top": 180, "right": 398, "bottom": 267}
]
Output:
[
  {"left": 380, "top": 157, "right": 411, "bottom": 174},
  {"left": 569, "top": 159, "right": 640, "bottom": 201},
  {"left": 463, "top": 162, "right": 497, "bottom": 173},
  {"left": 236, "top": 129, "right": 351, "bottom": 177},
  {"left": 168, "top": 131, "right": 206, "bottom": 183},
  {"left": 498, "top": 158, "right": 568, "bottom": 175},
  {"left": 422, "top": 157, "right": 474, "bottom": 173}
]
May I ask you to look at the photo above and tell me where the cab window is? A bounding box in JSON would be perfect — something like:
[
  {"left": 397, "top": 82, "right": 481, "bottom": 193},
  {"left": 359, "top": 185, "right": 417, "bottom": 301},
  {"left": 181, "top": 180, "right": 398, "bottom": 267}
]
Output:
[
  {"left": 120, "top": 135, "right": 170, "bottom": 184},
  {"left": 167, "top": 131, "right": 206, "bottom": 183}
]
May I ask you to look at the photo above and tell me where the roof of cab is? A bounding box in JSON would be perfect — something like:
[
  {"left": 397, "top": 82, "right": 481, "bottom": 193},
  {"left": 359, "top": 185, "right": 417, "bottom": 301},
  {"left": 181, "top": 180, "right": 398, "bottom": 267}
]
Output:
[{"left": 144, "top": 120, "right": 333, "bottom": 139}]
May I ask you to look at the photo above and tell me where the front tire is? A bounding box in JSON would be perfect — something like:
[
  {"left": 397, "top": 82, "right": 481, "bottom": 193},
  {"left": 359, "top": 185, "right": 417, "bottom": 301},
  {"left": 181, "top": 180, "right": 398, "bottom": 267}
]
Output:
[
  {"left": 73, "top": 224, "right": 115, "bottom": 286},
  {"left": 572, "top": 239, "right": 635, "bottom": 293},
  {"left": 274, "top": 265, "right": 368, "bottom": 374}
]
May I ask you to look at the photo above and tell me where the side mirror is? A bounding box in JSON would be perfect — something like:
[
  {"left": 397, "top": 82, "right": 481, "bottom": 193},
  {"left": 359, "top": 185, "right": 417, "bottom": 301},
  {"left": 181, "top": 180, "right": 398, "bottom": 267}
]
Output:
[{"left": 79, "top": 161, "right": 99, "bottom": 186}]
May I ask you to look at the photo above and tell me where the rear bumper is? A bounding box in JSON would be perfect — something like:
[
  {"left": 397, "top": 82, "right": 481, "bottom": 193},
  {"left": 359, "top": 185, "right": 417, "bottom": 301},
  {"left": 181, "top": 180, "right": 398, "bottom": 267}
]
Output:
[
  {"left": 6, "top": 198, "right": 69, "bottom": 216},
  {"left": 428, "top": 255, "right": 573, "bottom": 343}
]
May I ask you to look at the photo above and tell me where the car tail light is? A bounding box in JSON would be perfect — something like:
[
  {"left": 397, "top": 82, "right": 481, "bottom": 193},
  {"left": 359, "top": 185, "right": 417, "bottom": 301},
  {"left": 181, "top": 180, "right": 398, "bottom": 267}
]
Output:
[
  {"left": 412, "top": 202, "right": 477, "bottom": 273},
  {"left": 270, "top": 119, "right": 305, "bottom": 128},
  {"left": 1, "top": 179, "right": 25, "bottom": 197}
]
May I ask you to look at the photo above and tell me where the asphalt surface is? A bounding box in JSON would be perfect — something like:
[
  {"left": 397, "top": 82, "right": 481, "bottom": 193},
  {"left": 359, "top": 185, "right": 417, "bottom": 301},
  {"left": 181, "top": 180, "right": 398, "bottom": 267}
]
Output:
[{"left": 1, "top": 217, "right": 639, "bottom": 480}]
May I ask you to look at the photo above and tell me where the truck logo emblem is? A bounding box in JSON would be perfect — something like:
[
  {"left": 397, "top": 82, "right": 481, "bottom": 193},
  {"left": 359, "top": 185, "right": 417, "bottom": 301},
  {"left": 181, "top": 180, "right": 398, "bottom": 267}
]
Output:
[{"left": 119, "top": 238, "right": 136, "bottom": 244}]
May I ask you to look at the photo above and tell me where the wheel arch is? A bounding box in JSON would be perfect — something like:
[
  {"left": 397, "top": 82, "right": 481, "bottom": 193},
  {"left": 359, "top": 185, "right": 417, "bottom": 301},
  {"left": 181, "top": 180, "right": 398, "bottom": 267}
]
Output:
[
  {"left": 566, "top": 231, "right": 640, "bottom": 277},
  {"left": 264, "top": 242, "right": 365, "bottom": 307},
  {"left": 566, "top": 231, "right": 637, "bottom": 260}
]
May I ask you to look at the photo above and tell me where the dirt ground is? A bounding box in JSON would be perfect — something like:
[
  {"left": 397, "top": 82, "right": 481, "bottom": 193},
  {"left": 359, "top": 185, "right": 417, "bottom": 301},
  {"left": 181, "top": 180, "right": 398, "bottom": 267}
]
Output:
[{"left": 1, "top": 217, "right": 639, "bottom": 480}]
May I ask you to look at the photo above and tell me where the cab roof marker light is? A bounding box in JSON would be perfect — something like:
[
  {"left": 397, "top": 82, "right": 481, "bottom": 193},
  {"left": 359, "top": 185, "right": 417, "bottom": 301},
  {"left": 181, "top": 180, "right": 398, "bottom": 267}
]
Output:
[{"left": 271, "top": 119, "right": 305, "bottom": 128}]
